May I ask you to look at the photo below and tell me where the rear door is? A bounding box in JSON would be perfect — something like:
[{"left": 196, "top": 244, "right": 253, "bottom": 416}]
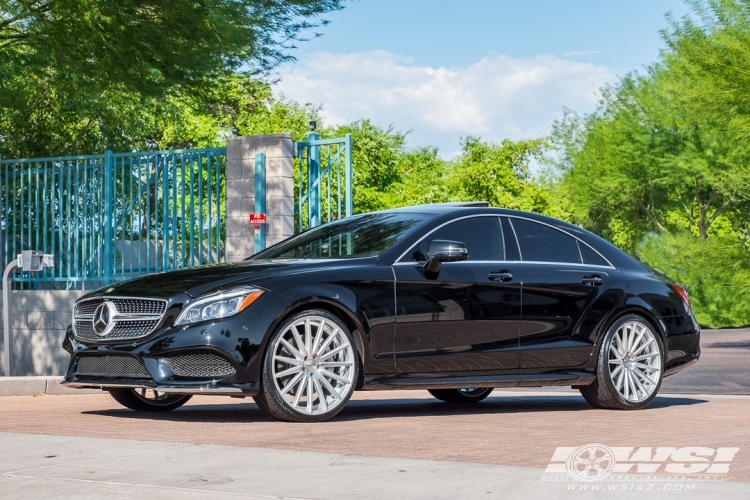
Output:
[
  {"left": 507, "top": 217, "right": 625, "bottom": 369},
  {"left": 393, "top": 216, "right": 521, "bottom": 373}
]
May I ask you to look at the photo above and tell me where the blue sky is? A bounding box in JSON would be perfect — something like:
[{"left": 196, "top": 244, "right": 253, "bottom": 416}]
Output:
[{"left": 274, "top": 0, "right": 691, "bottom": 156}]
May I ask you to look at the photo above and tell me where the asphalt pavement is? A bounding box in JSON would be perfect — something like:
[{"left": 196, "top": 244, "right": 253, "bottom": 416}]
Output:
[{"left": 661, "top": 328, "right": 750, "bottom": 395}]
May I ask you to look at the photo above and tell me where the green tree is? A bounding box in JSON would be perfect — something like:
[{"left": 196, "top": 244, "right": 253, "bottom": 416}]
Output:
[
  {"left": 1, "top": 0, "right": 344, "bottom": 94},
  {"left": 328, "top": 120, "right": 412, "bottom": 213},
  {"left": 0, "top": 72, "right": 318, "bottom": 157},
  {"left": 448, "top": 136, "right": 574, "bottom": 221},
  {"left": 637, "top": 231, "right": 750, "bottom": 327},
  {"left": 0, "top": 0, "right": 344, "bottom": 158},
  {"left": 549, "top": 0, "right": 750, "bottom": 326}
]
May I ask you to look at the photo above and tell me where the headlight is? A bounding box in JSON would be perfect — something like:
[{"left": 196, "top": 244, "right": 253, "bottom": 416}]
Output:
[{"left": 174, "top": 287, "right": 264, "bottom": 326}]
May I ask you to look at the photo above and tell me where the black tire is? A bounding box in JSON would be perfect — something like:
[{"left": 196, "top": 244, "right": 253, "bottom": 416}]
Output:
[
  {"left": 108, "top": 388, "right": 192, "bottom": 412},
  {"left": 579, "top": 313, "right": 664, "bottom": 410},
  {"left": 257, "top": 309, "right": 359, "bottom": 422},
  {"left": 428, "top": 387, "right": 493, "bottom": 403}
]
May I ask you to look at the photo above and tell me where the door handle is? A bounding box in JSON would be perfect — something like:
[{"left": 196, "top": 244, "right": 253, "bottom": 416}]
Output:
[
  {"left": 581, "top": 274, "right": 603, "bottom": 286},
  {"left": 488, "top": 270, "right": 514, "bottom": 282}
]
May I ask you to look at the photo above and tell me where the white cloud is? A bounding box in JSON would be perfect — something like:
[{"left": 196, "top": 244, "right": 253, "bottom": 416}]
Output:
[{"left": 274, "top": 50, "right": 615, "bottom": 157}]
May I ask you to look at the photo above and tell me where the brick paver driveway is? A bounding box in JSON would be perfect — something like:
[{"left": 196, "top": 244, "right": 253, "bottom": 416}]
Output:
[
  {"left": 2, "top": 328, "right": 749, "bottom": 495},
  {"left": 1, "top": 389, "right": 748, "bottom": 483}
]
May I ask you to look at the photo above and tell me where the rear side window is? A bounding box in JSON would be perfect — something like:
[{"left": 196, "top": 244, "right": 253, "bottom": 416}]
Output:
[
  {"left": 509, "top": 218, "right": 581, "bottom": 264},
  {"left": 412, "top": 216, "right": 504, "bottom": 261},
  {"left": 578, "top": 241, "right": 610, "bottom": 266}
]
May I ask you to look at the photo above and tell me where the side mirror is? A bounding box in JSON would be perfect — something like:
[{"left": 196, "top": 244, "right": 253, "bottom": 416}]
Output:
[{"left": 423, "top": 240, "right": 468, "bottom": 274}]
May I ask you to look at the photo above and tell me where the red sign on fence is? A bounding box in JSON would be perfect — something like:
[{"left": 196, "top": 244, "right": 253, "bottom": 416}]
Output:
[{"left": 249, "top": 213, "right": 266, "bottom": 225}]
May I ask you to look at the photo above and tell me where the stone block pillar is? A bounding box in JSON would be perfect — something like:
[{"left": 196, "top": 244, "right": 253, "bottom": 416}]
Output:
[{"left": 225, "top": 134, "right": 295, "bottom": 262}]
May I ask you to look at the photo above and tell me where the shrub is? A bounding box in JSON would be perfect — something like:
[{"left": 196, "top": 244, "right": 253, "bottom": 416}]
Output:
[{"left": 636, "top": 232, "right": 750, "bottom": 328}]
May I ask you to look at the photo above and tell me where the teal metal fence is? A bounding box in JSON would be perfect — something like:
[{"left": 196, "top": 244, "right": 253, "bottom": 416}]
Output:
[
  {"left": 0, "top": 148, "right": 226, "bottom": 289},
  {"left": 296, "top": 133, "right": 353, "bottom": 232}
]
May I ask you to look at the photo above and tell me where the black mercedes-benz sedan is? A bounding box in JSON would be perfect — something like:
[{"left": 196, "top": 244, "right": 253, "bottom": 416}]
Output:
[{"left": 62, "top": 203, "right": 700, "bottom": 422}]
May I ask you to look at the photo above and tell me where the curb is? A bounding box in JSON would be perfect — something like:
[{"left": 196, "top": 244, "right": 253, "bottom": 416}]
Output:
[{"left": 0, "top": 376, "right": 102, "bottom": 396}]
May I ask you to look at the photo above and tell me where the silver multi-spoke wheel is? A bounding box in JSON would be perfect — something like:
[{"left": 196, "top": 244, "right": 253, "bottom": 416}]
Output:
[
  {"left": 607, "top": 320, "right": 661, "bottom": 403},
  {"left": 270, "top": 313, "right": 356, "bottom": 417},
  {"left": 579, "top": 314, "right": 663, "bottom": 410}
]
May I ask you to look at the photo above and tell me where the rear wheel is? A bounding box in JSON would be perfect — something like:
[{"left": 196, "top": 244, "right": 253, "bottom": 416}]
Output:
[
  {"left": 579, "top": 314, "right": 663, "bottom": 410},
  {"left": 428, "top": 387, "right": 493, "bottom": 403},
  {"left": 108, "top": 388, "right": 192, "bottom": 412},
  {"left": 256, "top": 309, "right": 359, "bottom": 422}
]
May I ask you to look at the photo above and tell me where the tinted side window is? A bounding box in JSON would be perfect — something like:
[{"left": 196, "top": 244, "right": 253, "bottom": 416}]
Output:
[
  {"left": 412, "top": 217, "right": 504, "bottom": 261},
  {"left": 510, "top": 219, "right": 581, "bottom": 263},
  {"left": 578, "top": 241, "right": 610, "bottom": 266},
  {"left": 256, "top": 213, "right": 430, "bottom": 259}
]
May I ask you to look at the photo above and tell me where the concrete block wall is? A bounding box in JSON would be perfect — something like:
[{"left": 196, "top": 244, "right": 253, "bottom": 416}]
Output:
[
  {"left": 0, "top": 290, "right": 85, "bottom": 376},
  {"left": 225, "top": 134, "right": 295, "bottom": 261}
]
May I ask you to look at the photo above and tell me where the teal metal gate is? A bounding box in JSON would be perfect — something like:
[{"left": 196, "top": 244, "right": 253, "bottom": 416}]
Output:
[
  {"left": 0, "top": 148, "right": 226, "bottom": 289},
  {"left": 296, "top": 133, "right": 353, "bottom": 231}
]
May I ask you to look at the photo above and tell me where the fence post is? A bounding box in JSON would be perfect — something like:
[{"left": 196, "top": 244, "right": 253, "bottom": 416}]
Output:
[
  {"left": 225, "top": 134, "right": 294, "bottom": 261},
  {"left": 254, "top": 152, "right": 266, "bottom": 251},
  {"left": 307, "top": 131, "right": 321, "bottom": 227},
  {"left": 103, "top": 150, "right": 113, "bottom": 282},
  {"left": 345, "top": 133, "right": 353, "bottom": 218}
]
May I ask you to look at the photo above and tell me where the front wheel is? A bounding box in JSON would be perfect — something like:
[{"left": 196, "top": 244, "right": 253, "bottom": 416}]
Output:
[
  {"left": 429, "top": 387, "right": 493, "bottom": 403},
  {"left": 255, "top": 309, "right": 359, "bottom": 422},
  {"left": 108, "top": 388, "right": 192, "bottom": 412},
  {"left": 579, "top": 314, "right": 664, "bottom": 410}
]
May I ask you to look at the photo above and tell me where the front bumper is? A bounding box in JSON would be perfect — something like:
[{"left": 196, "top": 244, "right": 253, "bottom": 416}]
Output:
[{"left": 61, "top": 292, "right": 285, "bottom": 396}]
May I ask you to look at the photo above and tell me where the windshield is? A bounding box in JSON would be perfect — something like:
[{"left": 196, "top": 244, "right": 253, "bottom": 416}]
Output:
[{"left": 253, "top": 213, "right": 431, "bottom": 260}]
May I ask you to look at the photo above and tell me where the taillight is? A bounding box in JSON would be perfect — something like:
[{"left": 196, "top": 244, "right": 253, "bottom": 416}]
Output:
[{"left": 670, "top": 283, "right": 691, "bottom": 310}]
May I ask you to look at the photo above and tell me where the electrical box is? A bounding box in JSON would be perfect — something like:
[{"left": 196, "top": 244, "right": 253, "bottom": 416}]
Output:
[{"left": 17, "top": 251, "right": 55, "bottom": 272}]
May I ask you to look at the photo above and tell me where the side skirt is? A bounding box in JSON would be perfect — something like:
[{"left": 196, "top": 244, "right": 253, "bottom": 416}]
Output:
[{"left": 361, "top": 371, "right": 596, "bottom": 391}]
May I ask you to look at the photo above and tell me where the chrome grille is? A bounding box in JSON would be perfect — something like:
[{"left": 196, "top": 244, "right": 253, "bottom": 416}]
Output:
[
  {"left": 74, "top": 321, "right": 96, "bottom": 339},
  {"left": 74, "top": 320, "right": 160, "bottom": 340},
  {"left": 75, "top": 355, "right": 151, "bottom": 379},
  {"left": 73, "top": 297, "right": 167, "bottom": 342},
  {"left": 165, "top": 352, "right": 237, "bottom": 378},
  {"left": 75, "top": 298, "right": 167, "bottom": 316}
]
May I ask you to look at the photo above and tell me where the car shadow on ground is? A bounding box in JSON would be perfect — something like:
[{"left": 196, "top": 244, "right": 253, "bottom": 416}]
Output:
[
  {"left": 708, "top": 340, "right": 750, "bottom": 349},
  {"left": 81, "top": 394, "right": 709, "bottom": 423}
]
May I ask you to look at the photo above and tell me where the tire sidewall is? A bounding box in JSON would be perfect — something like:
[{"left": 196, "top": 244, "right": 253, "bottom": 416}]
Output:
[
  {"left": 261, "top": 309, "right": 359, "bottom": 422},
  {"left": 598, "top": 313, "right": 664, "bottom": 410}
]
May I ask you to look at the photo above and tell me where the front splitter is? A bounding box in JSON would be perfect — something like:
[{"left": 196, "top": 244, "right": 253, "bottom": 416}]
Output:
[{"left": 61, "top": 380, "right": 258, "bottom": 397}]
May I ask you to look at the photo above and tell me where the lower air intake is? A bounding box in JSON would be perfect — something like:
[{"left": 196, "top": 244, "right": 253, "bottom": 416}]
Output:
[
  {"left": 165, "top": 352, "right": 237, "bottom": 378},
  {"left": 75, "top": 355, "right": 151, "bottom": 379}
]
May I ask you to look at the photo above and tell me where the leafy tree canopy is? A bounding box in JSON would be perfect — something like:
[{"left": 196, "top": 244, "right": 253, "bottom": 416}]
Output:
[
  {"left": 0, "top": 0, "right": 344, "bottom": 95},
  {"left": 550, "top": 0, "right": 750, "bottom": 325}
]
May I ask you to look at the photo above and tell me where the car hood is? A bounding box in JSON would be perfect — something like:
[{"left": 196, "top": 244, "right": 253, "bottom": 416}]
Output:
[{"left": 81, "top": 259, "right": 374, "bottom": 300}]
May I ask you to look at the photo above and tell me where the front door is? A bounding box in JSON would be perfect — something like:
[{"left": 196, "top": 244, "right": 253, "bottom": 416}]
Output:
[{"left": 393, "top": 216, "right": 521, "bottom": 373}]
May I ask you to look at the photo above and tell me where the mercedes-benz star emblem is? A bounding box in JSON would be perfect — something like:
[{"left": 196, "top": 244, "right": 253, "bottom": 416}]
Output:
[{"left": 92, "top": 301, "right": 117, "bottom": 336}]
